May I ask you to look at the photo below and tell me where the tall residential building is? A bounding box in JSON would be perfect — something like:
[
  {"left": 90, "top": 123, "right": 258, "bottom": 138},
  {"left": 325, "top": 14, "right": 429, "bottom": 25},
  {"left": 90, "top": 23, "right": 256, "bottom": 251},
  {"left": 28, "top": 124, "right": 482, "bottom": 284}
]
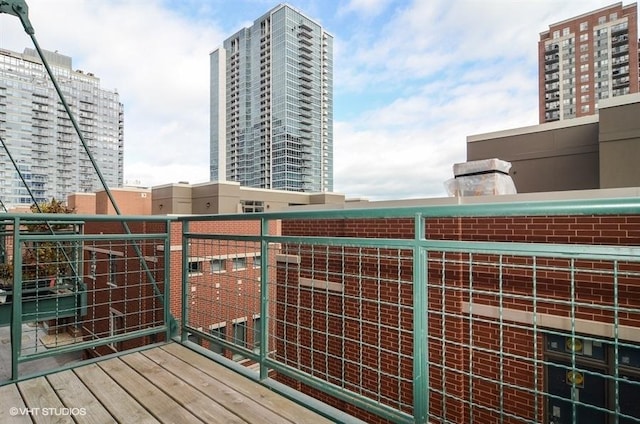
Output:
[
  {"left": 210, "top": 4, "right": 333, "bottom": 192},
  {"left": 539, "top": 2, "right": 639, "bottom": 123},
  {"left": 0, "top": 48, "right": 123, "bottom": 209}
]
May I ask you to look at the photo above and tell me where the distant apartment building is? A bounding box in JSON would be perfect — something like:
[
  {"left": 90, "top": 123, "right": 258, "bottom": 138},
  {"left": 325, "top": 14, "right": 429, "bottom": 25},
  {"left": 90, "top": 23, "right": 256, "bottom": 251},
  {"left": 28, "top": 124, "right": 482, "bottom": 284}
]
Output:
[
  {"left": 0, "top": 48, "right": 123, "bottom": 209},
  {"left": 539, "top": 2, "right": 639, "bottom": 123},
  {"left": 210, "top": 4, "right": 333, "bottom": 192}
]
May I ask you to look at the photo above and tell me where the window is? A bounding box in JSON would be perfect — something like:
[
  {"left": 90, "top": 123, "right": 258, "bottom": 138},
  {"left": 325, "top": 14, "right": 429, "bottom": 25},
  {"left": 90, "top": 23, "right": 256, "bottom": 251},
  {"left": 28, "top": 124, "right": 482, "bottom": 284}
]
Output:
[
  {"left": 232, "top": 319, "right": 247, "bottom": 360},
  {"left": 232, "top": 257, "right": 247, "bottom": 271},
  {"left": 562, "top": 27, "right": 570, "bottom": 36},
  {"left": 240, "top": 200, "right": 264, "bottom": 213},
  {"left": 579, "top": 21, "right": 588, "bottom": 31},
  {"left": 209, "top": 323, "right": 226, "bottom": 355},
  {"left": 210, "top": 259, "right": 226, "bottom": 273},
  {"left": 89, "top": 250, "right": 97, "bottom": 280},
  {"left": 108, "top": 254, "right": 118, "bottom": 287},
  {"left": 598, "top": 16, "right": 606, "bottom": 25},
  {"left": 253, "top": 255, "right": 261, "bottom": 269},
  {"left": 252, "top": 316, "right": 262, "bottom": 352},
  {"left": 545, "top": 333, "right": 640, "bottom": 423},
  {"left": 579, "top": 33, "right": 589, "bottom": 42},
  {"left": 188, "top": 260, "right": 203, "bottom": 275},
  {"left": 109, "top": 308, "right": 124, "bottom": 351}
]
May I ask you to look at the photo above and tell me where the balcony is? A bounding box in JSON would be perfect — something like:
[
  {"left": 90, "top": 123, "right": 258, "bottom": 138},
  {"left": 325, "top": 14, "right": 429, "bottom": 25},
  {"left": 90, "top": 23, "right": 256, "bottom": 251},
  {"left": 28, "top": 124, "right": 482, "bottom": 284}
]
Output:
[
  {"left": 1, "top": 197, "right": 640, "bottom": 423},
  {"left": 0, "top": 343, "right": 334, "bottom": 423}
]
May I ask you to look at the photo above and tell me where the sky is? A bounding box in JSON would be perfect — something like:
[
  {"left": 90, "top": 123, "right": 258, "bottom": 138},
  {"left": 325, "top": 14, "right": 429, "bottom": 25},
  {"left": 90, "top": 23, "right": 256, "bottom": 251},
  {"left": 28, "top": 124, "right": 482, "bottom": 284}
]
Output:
[{"left": 0, "top": 0, "right": 633, "bottom": 200}]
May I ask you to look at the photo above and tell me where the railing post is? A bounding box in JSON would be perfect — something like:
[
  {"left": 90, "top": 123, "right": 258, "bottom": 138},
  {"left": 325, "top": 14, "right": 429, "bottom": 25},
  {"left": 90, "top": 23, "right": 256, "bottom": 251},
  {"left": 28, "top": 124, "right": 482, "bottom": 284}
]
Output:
[
  {"left": 259, "top": 217, "right": 269, "bottom": 381},
  {"left": 10, "top": 216, "right": 22, "bottom": 381},
  {"left": 180, "top": 220, "right": 189, "bottom": 343},
  {"left": 413, "top": 213, "right": 428, "bottom": 423},
  {"left": 165, "top": 219, "right": 173, "bottom": 340}
]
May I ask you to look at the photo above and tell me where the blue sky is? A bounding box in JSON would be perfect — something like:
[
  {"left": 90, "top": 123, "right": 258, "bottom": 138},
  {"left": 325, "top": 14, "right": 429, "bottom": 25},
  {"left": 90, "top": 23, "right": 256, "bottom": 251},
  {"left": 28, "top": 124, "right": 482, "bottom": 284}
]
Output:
[{"left": 0, "top": 0, "right": 632, "bottom": 200}]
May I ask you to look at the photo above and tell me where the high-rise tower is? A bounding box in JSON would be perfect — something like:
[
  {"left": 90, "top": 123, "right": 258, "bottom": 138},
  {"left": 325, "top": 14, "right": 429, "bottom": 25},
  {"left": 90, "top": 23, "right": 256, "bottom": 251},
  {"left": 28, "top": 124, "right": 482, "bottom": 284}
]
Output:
[
  {"left": 539, "top": 2, "right": 639, "bottom": 123},
  {"left": 210, "top": 4, "right": 333, "bottom": 192},
  {"left": 0, "top": 48, "right": 123, "bottom": 209}
]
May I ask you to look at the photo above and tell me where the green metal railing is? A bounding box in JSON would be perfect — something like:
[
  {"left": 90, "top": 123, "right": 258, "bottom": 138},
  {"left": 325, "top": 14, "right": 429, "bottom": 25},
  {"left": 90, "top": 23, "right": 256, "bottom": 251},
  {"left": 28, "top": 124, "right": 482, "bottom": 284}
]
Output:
[
  {"left": 1, "top": 197, "right": 639, "bottom": 424},
  {"left": 0, "top": 213, "right": 173, "bottom": 383},
  {"left": 178, "top": 197, "right": 640, "bottom": 424}
]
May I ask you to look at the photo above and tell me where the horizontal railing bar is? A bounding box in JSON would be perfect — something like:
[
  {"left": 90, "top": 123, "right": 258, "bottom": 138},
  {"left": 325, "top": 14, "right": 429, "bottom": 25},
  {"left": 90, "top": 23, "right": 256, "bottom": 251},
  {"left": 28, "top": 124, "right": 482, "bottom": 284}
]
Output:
[
  {"left": 2, "top": 341, "right": 170, "bottom": 386},
  {"left": 16, "top": 326, "right": 169, "bottom": 363},
  {"left": 423, "top": 239, "right": 640, "bottom": 260},
  {"left": 0, "top": 213, "right": 175, "bottom": 223},
  {"left": 177, "top": 196, "right": 640, "bottom": 222},
  {"left": 19, "top": 233, "right": 169, "bottom": 242},
  {"left": 204, "top": 232, "right": 640, "bottom": 261},
  {"left": 184, "top": 233, "right": 261, "bottom": 242}
]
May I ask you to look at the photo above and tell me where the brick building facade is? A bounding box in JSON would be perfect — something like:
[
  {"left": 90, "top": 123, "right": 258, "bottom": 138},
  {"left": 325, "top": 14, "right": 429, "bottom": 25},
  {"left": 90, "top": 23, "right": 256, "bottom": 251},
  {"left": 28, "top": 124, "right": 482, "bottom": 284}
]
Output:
[
  {"left": 277, "top": 213, "right": 640, "bottom": 423},
  {"left": 170, "top": 219, "right": 279, "bottom": 361}
]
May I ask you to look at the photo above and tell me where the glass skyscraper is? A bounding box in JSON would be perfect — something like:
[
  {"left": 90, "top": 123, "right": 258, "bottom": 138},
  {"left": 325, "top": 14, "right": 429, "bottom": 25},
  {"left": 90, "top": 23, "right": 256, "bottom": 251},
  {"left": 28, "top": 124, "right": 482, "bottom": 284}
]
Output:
[
  {"left": 210, "top": 4, "right": 333, "bottom": 192},
  {"left": 0, "top": 48, "right": 123, "bottom": 209}
]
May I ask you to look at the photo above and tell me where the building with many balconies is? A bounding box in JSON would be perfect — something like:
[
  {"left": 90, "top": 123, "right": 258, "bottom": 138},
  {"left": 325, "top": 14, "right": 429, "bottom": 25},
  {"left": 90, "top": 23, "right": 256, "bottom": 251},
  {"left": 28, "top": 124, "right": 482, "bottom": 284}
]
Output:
[
  {"left": 0, "top": 48, "right": 124, "bottom": 209},
  {"left": 210, "top": 4, "right": 333, "bottom": 193},
  {"left": 539, "top": 2, "right": 639, "bottom": 123}
]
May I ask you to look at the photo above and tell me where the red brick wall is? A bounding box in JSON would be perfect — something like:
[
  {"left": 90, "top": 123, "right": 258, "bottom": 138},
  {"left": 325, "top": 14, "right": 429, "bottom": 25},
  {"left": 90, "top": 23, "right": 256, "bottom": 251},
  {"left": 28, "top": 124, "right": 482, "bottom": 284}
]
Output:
[
  {"left": 279, "top": 213, "right": 640, "bottom": 423},
  {"left": 172, "top": 219, "right": 278, "bottom": 358},
  {"left": 82, "top": 221, "right": 167, "bottom": 356}
]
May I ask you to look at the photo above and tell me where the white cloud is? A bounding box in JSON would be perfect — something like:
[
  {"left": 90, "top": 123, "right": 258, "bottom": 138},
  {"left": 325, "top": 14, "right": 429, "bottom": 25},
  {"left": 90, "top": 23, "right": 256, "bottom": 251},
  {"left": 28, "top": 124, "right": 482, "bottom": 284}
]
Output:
[
  {"left": 331, "top": 0, "right": 619, "bottom": 199},
  {"left": 1, "top": 0, "right": 223, "bottom": 187},
  {"left": 338, "top": 0, "right": 395, "bottom": 18}
]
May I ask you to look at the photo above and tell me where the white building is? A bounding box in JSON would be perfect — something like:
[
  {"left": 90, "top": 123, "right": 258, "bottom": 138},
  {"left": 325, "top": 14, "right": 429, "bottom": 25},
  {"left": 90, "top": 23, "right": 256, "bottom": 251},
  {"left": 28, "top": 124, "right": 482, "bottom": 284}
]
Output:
[
  {"left": 0, "top": 48, "right": 123, "bottom": 209},
  {"left": 210, "top": 4, "right": 333, "bottom": 193}
]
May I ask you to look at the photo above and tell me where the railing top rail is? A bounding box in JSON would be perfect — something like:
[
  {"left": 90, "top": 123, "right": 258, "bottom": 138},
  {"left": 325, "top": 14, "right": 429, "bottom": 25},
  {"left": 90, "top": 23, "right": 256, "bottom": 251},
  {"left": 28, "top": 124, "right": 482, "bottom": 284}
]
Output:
[
  {"left": 177, "top": 196, "right": 640, "bottom": 222},
  {"left": 0, "top": 213, "right": 176, "bottom": 223}
]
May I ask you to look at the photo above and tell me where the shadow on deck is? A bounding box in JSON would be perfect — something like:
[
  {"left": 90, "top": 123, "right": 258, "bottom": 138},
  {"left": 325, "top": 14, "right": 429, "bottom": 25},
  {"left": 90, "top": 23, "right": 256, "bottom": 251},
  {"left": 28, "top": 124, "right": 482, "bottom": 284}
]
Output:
[{"left": 0, "top": 343, "right": 334, "bottom": 423}]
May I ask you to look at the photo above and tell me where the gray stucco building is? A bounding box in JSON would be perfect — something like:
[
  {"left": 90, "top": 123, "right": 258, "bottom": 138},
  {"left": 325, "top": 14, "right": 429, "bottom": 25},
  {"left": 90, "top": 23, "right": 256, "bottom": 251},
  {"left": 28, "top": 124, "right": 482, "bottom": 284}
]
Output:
[{"left": 467, "top": 93, "right": 640, "bottom": 193}]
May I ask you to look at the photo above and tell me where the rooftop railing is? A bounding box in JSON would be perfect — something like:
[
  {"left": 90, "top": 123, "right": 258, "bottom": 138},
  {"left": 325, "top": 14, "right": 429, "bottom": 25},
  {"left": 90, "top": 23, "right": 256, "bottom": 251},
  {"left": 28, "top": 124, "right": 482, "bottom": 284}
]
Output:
[
  {"left": 0, "top": 213, "right": 173, "bottom": 383},
  {"left": 1, "top": 196, "right": 640, "bottom": 423},
  {"left": 179, "top": 197, "right": 640, "bottom": 424}
]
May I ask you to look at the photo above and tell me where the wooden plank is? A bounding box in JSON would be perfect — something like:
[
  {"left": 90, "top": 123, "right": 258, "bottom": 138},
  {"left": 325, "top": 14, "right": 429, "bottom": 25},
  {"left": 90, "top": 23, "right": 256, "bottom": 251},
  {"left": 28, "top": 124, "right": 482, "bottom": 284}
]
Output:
[
  {"left": 141, "top": 347, "right": 290, "bottom": 424},
  {"left": 73, "top": 363, "right": 159, "bottom": 424},
  {"left": 46, "top": 369, "right": 114, "bottom": 424},
  {"left": 0, "top": 384, "right": 31, "bottom": 424},
  {"left": 119, "top": 352, "right": 247, "bottom": 424},
  {"left": 17, "top": 377, "right": 74, "bottom": 424},
  {"left": 161, "top": 343, "right": 334, "bottom": 424},
  {"left": 97, "top": 357, "right": 202, "bottom": 424}
]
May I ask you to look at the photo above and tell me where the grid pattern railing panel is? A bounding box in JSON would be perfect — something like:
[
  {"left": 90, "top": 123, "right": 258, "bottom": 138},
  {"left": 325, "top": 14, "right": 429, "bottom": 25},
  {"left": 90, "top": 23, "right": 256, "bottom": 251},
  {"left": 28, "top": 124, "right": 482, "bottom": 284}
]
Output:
[
  {"left": 175, "top": 198, "right": 640, "bottom": 424},
  {"left": 0, "top": 215, "right": 172, "bottom": 383}
]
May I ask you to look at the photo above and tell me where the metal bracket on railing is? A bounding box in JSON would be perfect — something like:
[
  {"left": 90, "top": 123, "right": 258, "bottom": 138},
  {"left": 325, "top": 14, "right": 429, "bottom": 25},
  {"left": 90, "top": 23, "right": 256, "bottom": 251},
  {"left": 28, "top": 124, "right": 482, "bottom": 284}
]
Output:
[{"left": 0, "top": 0, "right": 34, "bottom": 34}]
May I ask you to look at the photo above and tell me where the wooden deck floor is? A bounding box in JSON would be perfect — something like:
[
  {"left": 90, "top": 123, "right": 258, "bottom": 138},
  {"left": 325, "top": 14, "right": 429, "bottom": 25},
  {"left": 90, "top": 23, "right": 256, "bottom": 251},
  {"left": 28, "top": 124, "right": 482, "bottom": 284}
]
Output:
[{"left": 0, "top": 343, "right": 334, "bottom": 423}]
